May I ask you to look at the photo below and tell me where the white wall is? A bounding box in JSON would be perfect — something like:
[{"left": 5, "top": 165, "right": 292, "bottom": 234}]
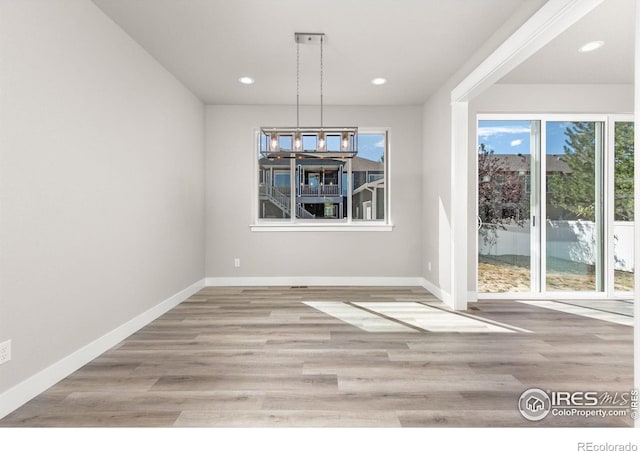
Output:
[
  {"left": 422, "top": 90, "right": 453, "bottom": 295},
  {"left": 205, "top": 105, "right": 423, "bottom": 279},
  {"left": 468, "top": 83, "right": 634, "bottom": 291},
  {"left": 471, "top": 83, "right": 634, "bottom": 113},
  {"left": 0, "top": 0, "right": 205, "bottom": 399},
  {"left": 421, "top": 0, "right": 548, "bottom": 301}
]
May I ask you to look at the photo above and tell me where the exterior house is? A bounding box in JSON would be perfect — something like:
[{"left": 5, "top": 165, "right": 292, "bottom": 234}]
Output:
[
  {"left": 259, "top": 155, "right": 384, "bottom": 219},
  {"left": 479, "top": 153, "right": 571, "bottom": 222},
  {"left": 352, "top": 156, "right": 385, "bottom": 220}
]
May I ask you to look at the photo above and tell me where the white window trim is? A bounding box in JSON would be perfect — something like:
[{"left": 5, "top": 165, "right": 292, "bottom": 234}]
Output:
[
  {"left": 251, "top": 127, "right": 393, "bottom": 231},
  {"left": 250, "top": 223, "right": 394, "bottom": 232}
]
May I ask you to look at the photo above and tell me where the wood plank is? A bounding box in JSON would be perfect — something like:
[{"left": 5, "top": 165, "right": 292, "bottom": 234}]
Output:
[{"left": 0, "top": 286, "right": 633, "bottom": 427}]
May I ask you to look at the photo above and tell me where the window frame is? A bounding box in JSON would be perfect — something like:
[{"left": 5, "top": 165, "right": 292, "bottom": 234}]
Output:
[{"left": 252, "top": 127, "right": 393, "bottom": 232}]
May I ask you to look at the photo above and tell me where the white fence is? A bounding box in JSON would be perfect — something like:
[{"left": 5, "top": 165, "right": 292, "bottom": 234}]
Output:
[{"left": 479, "top": 220, "right": 634, "bottom": 272}]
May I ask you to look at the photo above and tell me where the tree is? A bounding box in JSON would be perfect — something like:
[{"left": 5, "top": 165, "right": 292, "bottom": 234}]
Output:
[
  {"left": 477, "top": 143, "right": 527, "bottom": 248},
  {"left": 478, "top": 143, "right": 526, "bottom": 225},
  {"left": 547, "top": 121, "right": 634, "bottom": 222},
  {"left": 546, "top": 122, "right": 597, "bottom": 221},
  {"left": 614, "top": 122, "right": 634, "bottom": 221}
]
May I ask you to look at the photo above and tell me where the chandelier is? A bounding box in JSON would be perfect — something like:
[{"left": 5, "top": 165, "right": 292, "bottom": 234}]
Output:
[{"left": 260, "top": 33, "right": 358, "bottom": 159}]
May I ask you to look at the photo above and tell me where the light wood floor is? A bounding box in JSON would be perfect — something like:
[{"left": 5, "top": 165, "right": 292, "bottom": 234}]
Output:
[{"left": 0, "top": 287, "right": 634, "bottom": 427}]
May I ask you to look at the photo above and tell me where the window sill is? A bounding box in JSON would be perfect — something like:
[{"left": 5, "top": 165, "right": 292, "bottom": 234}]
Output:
[{"left": 250, "top": 223, "right": 394, "bottom": 232}]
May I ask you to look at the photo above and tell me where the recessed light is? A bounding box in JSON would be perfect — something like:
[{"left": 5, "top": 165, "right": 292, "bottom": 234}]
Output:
[
  {"left": 371, "top": 77, "right": 387, "bottom": 86},
  {"left": 238, "top": 76, "right": 255, "bottom": 85},
  {"left": 578, "top": 41, "right": 604, "bottom": 53}
]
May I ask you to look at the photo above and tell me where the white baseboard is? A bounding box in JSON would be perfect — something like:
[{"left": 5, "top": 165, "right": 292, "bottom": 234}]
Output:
[
  {"left": 0, "top": 278, "right": 205, "bottom": 420},
  {"left": 205, "top": 276, "right": 453, "bottom": 306},
  {"left": 205, "top": 276, "right": 424, "bottom": 287},
  {"left": 476, "top": 292, "right": 634, "bottom": 300},
  {"left": 419, "top": 277, "right": 452, "bottom": 306}
]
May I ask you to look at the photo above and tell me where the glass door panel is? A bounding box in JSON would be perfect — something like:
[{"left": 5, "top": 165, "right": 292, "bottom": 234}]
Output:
[
  {"left": 477, "top": 120, "right": 533, "bottom": 292},
  {"left": 613, "top": 121, "right": 634, "bottom": 292},
  {"left": 545, "top": 121, "right": 604, "bottom": 292}
]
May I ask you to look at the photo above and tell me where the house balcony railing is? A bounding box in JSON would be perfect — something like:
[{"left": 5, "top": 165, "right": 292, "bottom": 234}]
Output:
[
  {"left": 298, "top": 184, "right": 341, "bottom": 196},
  {"left": 260, "top": 183, "right": 342, "bottom": 199},
  {"left": 259, "top": 184, "right": 290, "bottom": 211},
  {"left": 258, "top": 184, "right": 316, "bottom": 219}
]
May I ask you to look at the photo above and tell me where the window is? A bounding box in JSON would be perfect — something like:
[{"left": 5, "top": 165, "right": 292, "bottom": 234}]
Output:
[
  {"left": 352, "top": 133, "right": 386, "bottom": 221},
  {"left": 256, "top": 131, "right": 389, "bottom": 228}
]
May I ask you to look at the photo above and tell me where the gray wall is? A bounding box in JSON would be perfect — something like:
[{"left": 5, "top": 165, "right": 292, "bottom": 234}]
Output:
[
  {"left": 421, "top": 88, "right": 454, "bottom": 295},
  {"left": 0, "top": 0, "right": 205, "bottom": 393},
  {"left": 205, "top": 105, "right": 423, "bottom": 278}
]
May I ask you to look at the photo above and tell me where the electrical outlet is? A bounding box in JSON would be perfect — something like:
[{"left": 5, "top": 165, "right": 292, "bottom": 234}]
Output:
[
  {"left": 0, "top": 340, "right": 11, "bottom": 365},
  {"left": 234, "top": 258, "right": 240, "bottom": 268}
]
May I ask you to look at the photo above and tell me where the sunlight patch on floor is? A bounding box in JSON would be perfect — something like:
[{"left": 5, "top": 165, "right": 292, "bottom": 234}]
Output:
[
  {"left": 557, "top": 300, "right": 633, "bottom": 317},
  {"left": 354, "top": 302, "right": 516, "bottom": 333},
  {"left": 517, "top": 300, "right": 633, "bottom": 326},
  {"left": 303, "top": 301, "right": 416, "bottom": 332},
  {"left": 304, "top": 301, "right": 518, "bottom": 333}
]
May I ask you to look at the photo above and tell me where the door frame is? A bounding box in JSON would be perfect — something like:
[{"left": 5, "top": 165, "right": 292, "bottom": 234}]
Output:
[
  {"left": 608, "top": 115, "right": 636, "bottom": 295},
  {"left": 450, "top": 0, "right": 607, "bottom": 310}
]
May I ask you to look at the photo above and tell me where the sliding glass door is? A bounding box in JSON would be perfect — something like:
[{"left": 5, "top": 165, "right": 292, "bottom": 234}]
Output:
[
  {"left": 544, "top": 121, "right": 604, "bottom": 292},
  {"left": 477, "top": 115, "right": 633, "bottom": 298},
  {"left": 477, "top": 120, "right": 534, "bottom": 293},
  {"left": 612, "top": 120, "right": 635, "bottom": 293}
]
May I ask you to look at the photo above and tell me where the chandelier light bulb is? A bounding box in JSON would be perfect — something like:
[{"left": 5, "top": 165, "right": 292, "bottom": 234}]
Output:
[
  {"left": 271, "top": 134, "right": 278, "bottom": 150},
  {"left": 318, "top": 133, "right": 326, "bottom": 150},
  {"left": 294, "top": 132, "right": 302, "bottom": 150}
]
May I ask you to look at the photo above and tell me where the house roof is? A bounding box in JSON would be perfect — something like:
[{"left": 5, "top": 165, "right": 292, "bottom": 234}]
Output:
[
  {"left": 258, "top": 158, "right": 341, "bottom": 169},
  {"left": 491, "top": 154, "right": 570, "bottom": 173},
  {"left": 259, "top": 155, "right": 383, "bottom": 172},
  {"left": 351, "top": 156, "right": 384, "bottom": 172},
  {"left": 353, "top": 178, "right": 385, "bottom": 195}
]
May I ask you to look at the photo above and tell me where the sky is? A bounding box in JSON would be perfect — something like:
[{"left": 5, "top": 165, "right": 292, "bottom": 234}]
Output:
[
  {"left": 357, "top": 133, "right": 385, "bottom": 162},
  {"left": 478, "top": 120, "right": 574, "bottom": 155}
]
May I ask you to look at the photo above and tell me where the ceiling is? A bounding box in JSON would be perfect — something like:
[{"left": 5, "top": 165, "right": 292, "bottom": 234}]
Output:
[
  {"left": 501, "top": 0, "right": 635, "bottom": 84},
  {"left": 92, "top": 0, "right": 530, "bottom": 105},
  {"left": 92, "top": 0, "right": 635, "bottom": 105}
]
